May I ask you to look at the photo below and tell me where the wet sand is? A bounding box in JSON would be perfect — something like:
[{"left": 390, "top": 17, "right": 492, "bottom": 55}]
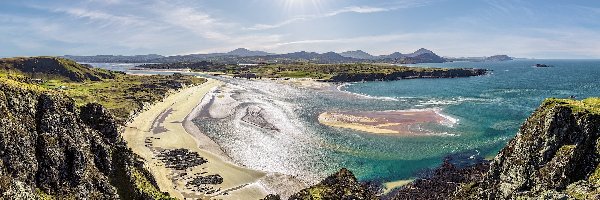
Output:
[
  {"left": 383, "top": 179, "right": 414, "bottom": 194},
  {"left": 122, "top": 78, "right": 270, "bottom": 199},
  {"left": 318, "top": 109, "right": 456, "bottom": 135}
]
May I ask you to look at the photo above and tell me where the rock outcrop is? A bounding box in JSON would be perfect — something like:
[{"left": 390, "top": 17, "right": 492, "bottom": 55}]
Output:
[
  {"left": 392, "top": 157, "right": 489, "bottom": 200},
  {"left": 457, "top": 98, "right": 600, "bottom": 199},
  {"left": 0, "top": 78, "right": 172, "bottom": 199},
  {"left": 287, "top": 168, "right": 377, "bottom": 200}
]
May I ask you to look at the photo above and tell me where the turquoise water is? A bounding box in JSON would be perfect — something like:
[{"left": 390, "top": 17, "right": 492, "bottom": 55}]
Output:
[
  {"left": 340, "top": 60, "right": 600, "bottom": 180},
  {"left": 90, "top": 60, "right": 600, "bottom": 183}
]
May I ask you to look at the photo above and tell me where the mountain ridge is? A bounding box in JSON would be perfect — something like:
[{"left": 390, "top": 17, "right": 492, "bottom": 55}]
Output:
[{"left": 63, "top": 48, "right": 450, "bottom": 64}]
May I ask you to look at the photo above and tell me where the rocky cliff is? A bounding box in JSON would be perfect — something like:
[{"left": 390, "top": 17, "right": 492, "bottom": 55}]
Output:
[
  {"left": 0, "top": 78, "right": 172, "bottom": 199},
  {"left": 456, "top": 98, "right": 600, "bottom": 199}
]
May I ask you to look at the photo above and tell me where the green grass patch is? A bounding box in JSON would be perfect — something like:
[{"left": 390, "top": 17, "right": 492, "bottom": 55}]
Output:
[
  {"left": 35, "top": 74, "right": 205, "bottom": 123},
  {"left": 544, "top": 98, "right": 600, "bottom": 114},
  {"left": 130, "top": 167, "right": 176, "bottom": 200}
]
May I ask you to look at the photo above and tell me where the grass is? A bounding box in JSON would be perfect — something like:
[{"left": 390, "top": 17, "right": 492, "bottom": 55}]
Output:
[
  {"left": 243, "top": 63, "right": 435, "bottom": 80},
  {"left": 0, "top": 74, "right": 53, "bottom": 94},
  {"left": 36, "top": 74, "right": 205, "bottom": 123},
  {"left": 36, "top": 188, "right": 55, "bottom": 200},
  {"left": 178, "top": 63, "right": 463, "bottom": 80},
  {"left": 1, "top": 56, "right": 206, "bottom": 124},
  {"left": 544, "top": 98, "right": 600, "bottom": 114},
  {"left": 589, "top": 163, "right": 600, "bottom": 185},
  {"left": 0, "top": 57, "right": 117, "bottom": 82},
  {"left": 129, "top": 167, "right": 177, "bottom": 200}
]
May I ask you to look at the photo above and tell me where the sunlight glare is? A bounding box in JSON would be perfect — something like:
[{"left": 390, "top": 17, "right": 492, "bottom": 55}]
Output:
[{"left": 281, "top": 0, "right": 325, "bottom": 13}]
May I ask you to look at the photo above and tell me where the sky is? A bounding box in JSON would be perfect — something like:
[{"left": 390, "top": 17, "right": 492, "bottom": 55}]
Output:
[{"left": 1, "top": 0, "right": 600, "bottom": 58}]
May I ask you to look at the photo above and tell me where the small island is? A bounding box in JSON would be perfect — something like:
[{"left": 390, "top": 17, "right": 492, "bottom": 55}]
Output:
[{"left": 534, "top": 63, "right": 551, "bottom": 67}]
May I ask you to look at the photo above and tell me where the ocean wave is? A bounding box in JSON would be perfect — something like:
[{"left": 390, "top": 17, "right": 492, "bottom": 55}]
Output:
[
  {"left": 336, "top": 83, "right": 401, "bottom": 101},
  {"left": 434, "top": 109, "right": 460, "bottom": 127},
  {"left": 416, "top": 96, "right": 499, "bottom": 107}
]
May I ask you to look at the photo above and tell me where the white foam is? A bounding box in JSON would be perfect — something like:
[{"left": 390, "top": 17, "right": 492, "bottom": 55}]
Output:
[
  {"left": 434, "top": 109, "right": 460, "bottom": 127},
  {"left": 336, "top": 83, "right": 400, "bottom": 101}
]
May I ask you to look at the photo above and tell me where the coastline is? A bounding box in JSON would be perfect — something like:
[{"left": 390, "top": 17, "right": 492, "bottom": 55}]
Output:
[{"left": 122, "top": 78, "right": 271, "bottom": 199}]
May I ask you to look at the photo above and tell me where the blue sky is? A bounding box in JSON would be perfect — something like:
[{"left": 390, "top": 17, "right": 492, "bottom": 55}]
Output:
[{"left": 1, "top": 0, "right": 600, "bottom": 58}]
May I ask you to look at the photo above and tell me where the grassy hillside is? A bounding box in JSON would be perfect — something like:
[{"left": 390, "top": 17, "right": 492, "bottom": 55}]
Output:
[
  {"left": 544, "top": 98, "right": 600, "bottom": 114},
  {"left": 0, "top": 57, "right": 206, "bottom": 123},
  {"left": 0, "top": 57, "right": 118, "bottom": 82}
]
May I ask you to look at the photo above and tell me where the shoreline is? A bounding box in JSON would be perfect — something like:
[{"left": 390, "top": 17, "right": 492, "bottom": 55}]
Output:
[{"left": 122, "top": 78, "right": 273, "bottom": 199}]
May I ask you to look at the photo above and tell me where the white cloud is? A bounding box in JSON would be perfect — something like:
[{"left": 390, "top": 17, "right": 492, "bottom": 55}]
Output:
[
  {"left": 246, "top": 0, "right": 430, "bottom": 31},
  {"left": 3, "top": 0, "right": 600, "bottom": 58},
  {"left": 54, "top": 7, "right": 146, "bottom": 27}
]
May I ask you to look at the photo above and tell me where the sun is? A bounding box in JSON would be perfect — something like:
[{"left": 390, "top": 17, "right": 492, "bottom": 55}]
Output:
[{"left": 281, "top": 0, "right": 325, "bottom": 13}]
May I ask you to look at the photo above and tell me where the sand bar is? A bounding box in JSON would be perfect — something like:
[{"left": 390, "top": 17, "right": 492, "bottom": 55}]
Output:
[{"left": 318, "top": 109, "right": 456, "bottom": 135}]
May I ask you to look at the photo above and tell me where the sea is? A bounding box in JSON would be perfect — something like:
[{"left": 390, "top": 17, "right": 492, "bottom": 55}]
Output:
[{"left": 89, "top": 59, "right": 600, "bottom": 184}]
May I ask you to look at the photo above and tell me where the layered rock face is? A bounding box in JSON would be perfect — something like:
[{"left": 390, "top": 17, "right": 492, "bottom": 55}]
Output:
[
  {"left": 458, "top": 99, "right": 600, "bottom": 199},
  {"left": 0, "top": 80, "right": 169, "bottom": 199}
]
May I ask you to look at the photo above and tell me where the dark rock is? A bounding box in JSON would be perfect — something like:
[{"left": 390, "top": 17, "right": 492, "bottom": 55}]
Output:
[
  {"left": 157, "top": 149, "right": 207, "bottom": 170},
  {"left": 261, "top": 194, "right": 282, "bottom": 200},
  {"left": 289, "top": 168, "right": 378, "bottom": 200},
  {"left": 457, "top": 99, "right": 600, "bottom": 199},
  {"left": 392, "top": 157, "right": 489, "bottom": 200},
  {"left": 0, "top": 79, "right": 172, "bottom": 199},
  {"left": 534, "top": 64, "right": 551, "bottom": 67},
  {"left": 187, "top": 174, "right": 223, "bottom": 186}
]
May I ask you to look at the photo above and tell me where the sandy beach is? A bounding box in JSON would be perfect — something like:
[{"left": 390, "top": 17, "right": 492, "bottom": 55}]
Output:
[{"left": 123, "top": 78, "right": 276, "bottom": 199}]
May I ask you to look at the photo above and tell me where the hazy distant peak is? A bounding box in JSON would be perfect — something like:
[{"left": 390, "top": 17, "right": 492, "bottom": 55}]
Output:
[
  {"left": 411, "top": 48, "right": 435, "bottom": 56},
  {"left": 339, "top": 50, "right": 375, "bottom": 59},
  {"left": 385, "top": 52, "right": 404, "bottom": 59},
  {"left": 227, "top": 48, "right": 271, "bottom": 56}
]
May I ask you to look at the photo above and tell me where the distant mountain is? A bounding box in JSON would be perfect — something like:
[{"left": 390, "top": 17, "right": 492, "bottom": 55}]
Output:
[
  {"left": 379, "top": 48, "right": 446, "bottom": 64},
  {"left": 339, "top": 50, "right": 375, "bottom": 59},
  {"left": 406, "top": 48, "right": 435, "bottom": 57},
  {"left": 63, "top": 48, "right": 448, "bottom": 64},
  {"left": 399, "top": 52, "right": 446, "bottom": 64},
  {"left": 227, "top": 48, "right": 271, "bottom": 57},
  {"left": 383, "top": 52, "right": 404, "bottom": 59}
]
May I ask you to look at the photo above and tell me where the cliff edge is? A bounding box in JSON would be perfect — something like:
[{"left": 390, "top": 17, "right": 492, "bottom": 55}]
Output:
[
  {"left": 458, "top": 98, "right": 600, "bottom": 199},
  {"left": 0, "top": 77, "right": 172, "bottom": 199}
]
